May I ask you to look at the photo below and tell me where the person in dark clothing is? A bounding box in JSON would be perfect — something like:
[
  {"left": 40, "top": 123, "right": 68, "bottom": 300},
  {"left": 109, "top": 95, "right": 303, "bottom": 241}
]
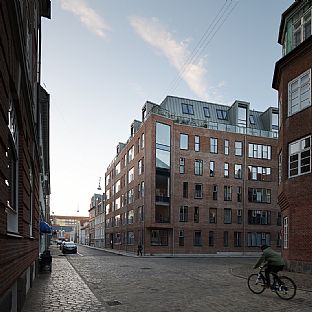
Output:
[
  {"left": 137, "top": 243, "right": 143, "bottom": 256},
  {"left": 254, "top": 245, "right": 285, "bottom": 288}
]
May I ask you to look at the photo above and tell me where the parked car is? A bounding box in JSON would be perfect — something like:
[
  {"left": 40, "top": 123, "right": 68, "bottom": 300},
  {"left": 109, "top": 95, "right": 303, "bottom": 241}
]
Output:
[
  {"left": 60, "top": 240, "right": 67, "bottom": 250},
  {"left": 62, "top": 242, "right": 77, "bottom": 254},
  {"left": 56, "top": 240, "right": 62, "bottom": 246}
]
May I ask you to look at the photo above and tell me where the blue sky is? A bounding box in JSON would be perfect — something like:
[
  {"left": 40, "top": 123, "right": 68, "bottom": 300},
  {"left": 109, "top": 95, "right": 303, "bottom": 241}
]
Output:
[{"left": 41, "top": 0, "right": 293, "bottom": 216}]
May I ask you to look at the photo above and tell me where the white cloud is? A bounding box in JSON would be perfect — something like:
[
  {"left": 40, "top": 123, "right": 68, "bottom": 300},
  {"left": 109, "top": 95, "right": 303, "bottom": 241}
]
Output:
[
  {"left": 129, "top": 16, "right": 209, "bottom": 100},
  {"left": 60, "top": 0, "right": 110, "bottom": 38}
]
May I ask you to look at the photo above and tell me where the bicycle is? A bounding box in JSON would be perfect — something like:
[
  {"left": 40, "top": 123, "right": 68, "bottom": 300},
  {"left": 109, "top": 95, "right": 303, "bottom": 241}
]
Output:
[{"left": 247, "top": 267, "right": 297, "bottom": 300}]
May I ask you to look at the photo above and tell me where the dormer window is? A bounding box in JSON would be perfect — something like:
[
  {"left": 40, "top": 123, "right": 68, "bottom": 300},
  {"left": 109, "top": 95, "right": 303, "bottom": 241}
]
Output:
[
  {"left": 249, "top": 115, "right": 255, "bottom": 125},
  {"left": 203, "top": 106, "right": 210, "bottom": 118},
  {"left": 237, "top": 106, "right": 247, "bottom": 127},
  {"left": 181, "top": 103, "right": 194, "bottom": 115},
  {"left": 216, "top": 109, "right": 227, "bottom": 120},
  {"left": 293, "top": 10, "right": 311, "bottom": 49}
]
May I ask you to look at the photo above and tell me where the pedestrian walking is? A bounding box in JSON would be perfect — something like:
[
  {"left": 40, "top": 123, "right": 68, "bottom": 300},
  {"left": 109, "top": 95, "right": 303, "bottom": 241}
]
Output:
[{"left": 137, "top": 243, "right": 143, "bottom": 256}]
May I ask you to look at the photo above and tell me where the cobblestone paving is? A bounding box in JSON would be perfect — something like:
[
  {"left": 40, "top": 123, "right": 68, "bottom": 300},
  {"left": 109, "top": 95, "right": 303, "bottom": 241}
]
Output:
[
  {"left": 22, "top": 256, "right": 106, "bottom": 312},
  {"left": 22, "top": 245, "right": 312, "bottom": 312},
  {"left": 68, "top": 252, "right": 312, "bottom": 312}
]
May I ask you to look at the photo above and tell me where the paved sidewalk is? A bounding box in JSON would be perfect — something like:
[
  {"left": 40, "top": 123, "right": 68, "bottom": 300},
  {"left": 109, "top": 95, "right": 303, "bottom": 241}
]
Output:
[{"left": 22, "top": 255, "right": 106, "bottom": 312}]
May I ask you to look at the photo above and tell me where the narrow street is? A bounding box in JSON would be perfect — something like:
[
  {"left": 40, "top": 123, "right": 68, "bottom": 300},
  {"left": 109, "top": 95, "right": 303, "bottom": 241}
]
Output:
[{"left": 23, "top": 245, "right": 312, "bottom": 312}]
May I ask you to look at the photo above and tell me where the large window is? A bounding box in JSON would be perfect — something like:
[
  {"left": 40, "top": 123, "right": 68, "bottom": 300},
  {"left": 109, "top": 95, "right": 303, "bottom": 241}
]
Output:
[
  {"left": 224, "top": 186, "right": 232, "bottom": 201},
  {"left": 289, "top": 135, "right": 311, "bottom": 177},
  {"left": 181, "top": 103, "right": 194, "bottom": 115},
  {"left": 238, "top": 106, "right": 247, "bottom": 127},
  {"left": 224, "top": 140, "right": 229, "bottom": 155},
  {"left": 179, "top": 157, "right": 185, "bottom": 174},
  {"left": 288, "top": 69, "right": 311, "bottom": 116},
  {"left": 248, "top": 210, "right": 271, "bottom": 225},
  {"left": 210, "top": 161, "right": 215, "bottom": 177},
  {"left": 247, "top": 232, "right": 271, "bottom": 247},
  {"left": 151, "top": 230, "right": 168, "bottom": 246},
  {"left": 209, "top": 208, "right": 217, "bottom": 224},
  {"left": 248, "top": 188, "right": 271, "bottom": 203},
  {"left": 248, "top": 143, "right": 271, "bottom": 160},
  {"left": 127, "top": 146, "right": 134, "bottom": 163},
  {"left": 128, "top": 167, "right": 134, "bottom": 183},
  {"left": 156, "top": 123, "right": 171, "bottom": 169},
  {"left": 234, "top": 164, "right": 242, "bottom": 179},
  {"left": 180, "top": 133, "right": 188, "bottom": 150},
  {"left": 292, "top": 9, "right": 312, "bottom": 49},
  {"left": 234, "top": 232, "right": 242, "bottom": 247},
  {"left": 235, "top": 141, "right": 243, "bottom": 156},
  {"left": 194, "top": 231, "right": 202, "bottom": 246},
  {"left": 248, "top": 166, "right": 272, "bottom": 181},
  {"left": 138, "top": 159, "right": 144, "bottom": 175}
]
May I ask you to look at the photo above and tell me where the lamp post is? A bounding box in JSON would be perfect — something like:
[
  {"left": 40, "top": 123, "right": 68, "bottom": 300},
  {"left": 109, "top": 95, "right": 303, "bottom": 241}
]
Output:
[{"left": 97, "top": 177, "right": 106, "bottom": 249}]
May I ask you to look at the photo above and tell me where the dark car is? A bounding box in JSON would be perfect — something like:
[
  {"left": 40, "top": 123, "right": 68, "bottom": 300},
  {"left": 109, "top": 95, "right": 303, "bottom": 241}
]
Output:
[{"left": 62, "top": 242, "right": 77, "bottom": 254}]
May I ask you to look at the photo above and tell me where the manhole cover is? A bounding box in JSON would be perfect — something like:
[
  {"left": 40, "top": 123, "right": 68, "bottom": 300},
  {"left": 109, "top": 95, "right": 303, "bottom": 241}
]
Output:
[{"left": 106, "top": 300, "right": 122, "bottom": 306}]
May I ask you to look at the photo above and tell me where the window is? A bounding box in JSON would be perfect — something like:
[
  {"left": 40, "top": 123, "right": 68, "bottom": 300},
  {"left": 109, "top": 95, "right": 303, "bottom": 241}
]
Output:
[
  {"left": 216, "top": 109, "right": 227, "bottom": 120},
  {"left": 237, "top": 209, "right": 242, "bottom": 224},
  {"left": 210, "top": 161, "right": 215, "bottom": 177},
  {"left": 209, "top": 208, "right": 217, "bottom": 224},
  {"left": 247, "top": 232, "right": 271, "bottom": 247},
  {"left": 181, "top": 103, "right": 194, "bottom": 115},
  {"left": 237, "top": 106, "right": 247, "bottom": 127},
  {"left": 209, "top": 231, "right": 214, "bottom": 247},
  {"left": 248, "top": 210, "right": 271, "bottom": 225},
  {"left": 224, "top": 186, "right": 232, "bottom": 201},
  {"left": 234, "top": 232, "right": 242, "bottom": 247},
  {"left": 272, "top": 112, "right": 278, "bottom": 131},
  {"left": 128, "top": 146, "right": 134, "bottom": 162},
  {"left": 183, "top": 182, "right": 188, "bottom": 198},
  {"left": 248, "top": 143, "right": 272, "bottom": 160},
  {"left": 194, "top": 207, "right": 199, "bottom": 223},
  {"left": 288, "top": 69, "right": 311, "bottom": 116},
  {"left": 237, "top": 186, "right": 242, "bottom": 203},
  {"left": 127, "top": 189, "right": 134, "bottom": 204},
  {"left": 224, "top": 231, "right": 229, "bottom": 247},
  {"left": 248, "top": 166, "right": 272, "bottom": 181},
  {"left": 195, "top": 184, "right": 203, "bottom": 198},
  {"left": 235, "top": 141, "right": 243, "bottom": 156},
  {"left": 115, "top": 162, "right": 121, "bottom": 175},
  {"left": 224, "top": 140, "right": 229, "bottom": 155},
  {"left": 203, "top": 106, "right": 210, "bottom": 117},
  {"left": 224, "top": 163, "right": 229, "bottom": 177},
  {"left": 292, "top": 9, "right": 312, "bottom": 49},
  {"left": 141, "top": 133, "right": 145, "bottom": 149},
  {"left": 127, "top": 210, "right": 134, "bottom": 224},
  {"left": 278, "top": 152, "right": 282, "bottom": 184},
  {"left": 180, "top": 134, "right": 188, "bottom": 150},
  {"left": 194, "top": 231, "right": 202, "bottom": 246},
  {"left": 283, "top": 217, "right": 288, "bottom": 249},
  {"left": 115, "top": 197, "right": 120, "bottom": 210},
  {"left": 194, "top": 135, "right": 200, "bottom": 152},
  {"left": 224, "top": 208, "right": 232, "bottom": 224},
  {"left": 248, "top": 188, "right": 271, "bottom": 204},
  {"left": 138, "top": 181, "right": 144, "bottom": 198},
  {"left": 210, "top": 138, "right": 218, "bottom": 153},
  {"left": 249, "top": 115, "right": 255, "bottom": 125},
  {"left": 179, "top": 158, "right": 185, "bottom": 174},
  {"left": 179, "top": 230, "right": 184, "bottom": 246},
  {"left": 213, "top": 185, "right": 218, "bottom": 200},
  {"left": 180, "top": 206, "right": 188, "bottom": 222},
  {"left": 195, "top": 159, "right": 203, "bottom": 176},
  {"left": 151, "top": 230, "right": 168, "bottom": 246},
  {"left": 289, "top": 136, "right": 311, "bottom": 177},
  {"left": 128, "top": 167, "right": 134, "bottom": 183},
  {"left": 127, "top": 231, "right": 135, "bottom": 245},
  {"left": 138, "top": 159, "right": 144, "bottom": 175},
  {"left": 234, "top": 164, "right": 242, "bottom": 179},
  {"left": 138, "top": 206, "right": 144, "bottom": 222}
]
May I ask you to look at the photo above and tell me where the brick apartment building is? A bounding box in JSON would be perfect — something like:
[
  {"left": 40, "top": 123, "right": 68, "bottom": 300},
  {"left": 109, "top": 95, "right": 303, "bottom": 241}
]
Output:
[
  {"left": 273, "top": 0, "right": 312, "bottom": 272},
  {"left": 0, "top": 1, "right": 51, "bottom": 311},
  {"left": 104, "top": 96, "right": 280, "bottom": 255}
]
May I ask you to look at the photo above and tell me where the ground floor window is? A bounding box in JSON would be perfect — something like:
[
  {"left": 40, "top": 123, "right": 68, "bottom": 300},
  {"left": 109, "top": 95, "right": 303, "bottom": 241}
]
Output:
[
  {"left": 283, "top": 217, "right": 288, "bottom": 249},
  {"left": 151, "top": 229, "right": 168, "bottom": 246},
  {"left": 247, "top": 232, "right": 271, "bottom": 247},
  {"left": 193, "top": 231, "right": 202, "bottom": 246}
]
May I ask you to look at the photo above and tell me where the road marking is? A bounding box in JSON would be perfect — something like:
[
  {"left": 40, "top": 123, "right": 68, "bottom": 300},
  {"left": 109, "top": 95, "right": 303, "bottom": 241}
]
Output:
[{"left": 77, "top": 252, "right": 84, "bottom": 257}]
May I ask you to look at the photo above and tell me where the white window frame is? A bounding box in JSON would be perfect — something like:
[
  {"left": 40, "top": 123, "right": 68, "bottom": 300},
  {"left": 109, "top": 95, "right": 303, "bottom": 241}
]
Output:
[
  {"left": 288, "top": 135, "right": 311, "bottom": 178},
  {"left": 288, "top": 69, "right": 311, "bottom": 116},
  {"left": 283, "top": 216, "right": 288, "bottom": 249}
]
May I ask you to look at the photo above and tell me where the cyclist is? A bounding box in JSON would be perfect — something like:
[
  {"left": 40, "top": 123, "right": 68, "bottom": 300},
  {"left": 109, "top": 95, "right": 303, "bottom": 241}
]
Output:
[{"left": 254, "top": 245, "right": 285, "bottom": 288}]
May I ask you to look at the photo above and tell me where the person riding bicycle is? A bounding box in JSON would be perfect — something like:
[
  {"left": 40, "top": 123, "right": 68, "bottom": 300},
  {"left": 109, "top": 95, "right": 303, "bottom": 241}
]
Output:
[{"left": 254, "top": 245, "right": 285, "bottom": 288}]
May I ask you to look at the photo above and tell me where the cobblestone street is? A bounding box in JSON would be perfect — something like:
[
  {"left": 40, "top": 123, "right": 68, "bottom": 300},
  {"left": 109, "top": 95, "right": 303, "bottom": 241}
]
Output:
[{"left": 22, "top": 245, "right": 312, "bottom": 312}]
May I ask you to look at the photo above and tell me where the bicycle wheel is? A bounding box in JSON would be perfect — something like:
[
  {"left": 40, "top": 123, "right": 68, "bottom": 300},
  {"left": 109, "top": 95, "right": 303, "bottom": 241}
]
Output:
[
  {"left": 275, "top": 276, "right": 297, "bottom": 300},
  {"left": 247, "top": 274, "right": 266, "bottom": 294}
]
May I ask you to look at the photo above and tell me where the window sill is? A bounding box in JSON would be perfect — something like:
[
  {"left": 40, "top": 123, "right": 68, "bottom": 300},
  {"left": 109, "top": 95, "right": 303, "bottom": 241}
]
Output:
[{"left": 6, "top": 232, "right": 23, "bottom": 239}]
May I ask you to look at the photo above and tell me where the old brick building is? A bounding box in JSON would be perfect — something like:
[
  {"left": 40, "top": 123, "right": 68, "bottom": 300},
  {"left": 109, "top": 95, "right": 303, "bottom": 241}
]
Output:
[
  {"left": 0, "top": 1, "right": 51, "bottom": 311},
  {"left": 273, "top": 0, "right": 312, "bottom": 272},
  {"left": 104, "top": 96, "right": 280, "bottom": 255}
]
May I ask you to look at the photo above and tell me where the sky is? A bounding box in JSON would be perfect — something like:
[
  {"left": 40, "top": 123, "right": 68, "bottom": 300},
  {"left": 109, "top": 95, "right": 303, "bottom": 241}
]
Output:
[{"left": 41, "top": 0, "right": 294, "bottom": 217}]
